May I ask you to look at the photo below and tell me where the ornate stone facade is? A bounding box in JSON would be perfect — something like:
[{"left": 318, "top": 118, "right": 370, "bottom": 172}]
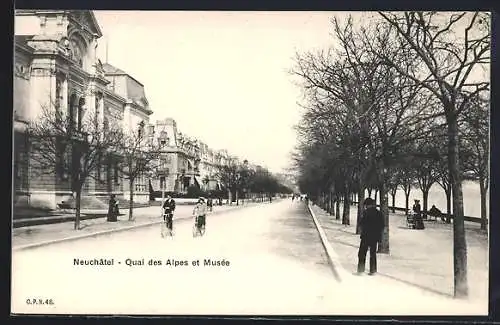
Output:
[
  {"left": 148, "top": 118, "right": 235, "bottom": 194},
  {"left": 13, "top": 10, "right": 152, "bottom": 209}
]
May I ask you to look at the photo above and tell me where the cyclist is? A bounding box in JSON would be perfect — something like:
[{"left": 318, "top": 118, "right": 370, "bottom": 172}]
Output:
[
  {"left": 193, "top": 197, "right": 207, "bottom": 233},
  {"left": 162, "top": 195, "right": 176, "bottom": 232}
]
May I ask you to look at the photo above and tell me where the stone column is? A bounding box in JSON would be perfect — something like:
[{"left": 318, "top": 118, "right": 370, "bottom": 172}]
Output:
[
  {"left": 86, "top": 89, "right": 98, "bottom": 192},
  {"left": 28, "top": 62, "right": 59, "bottom": 208}
]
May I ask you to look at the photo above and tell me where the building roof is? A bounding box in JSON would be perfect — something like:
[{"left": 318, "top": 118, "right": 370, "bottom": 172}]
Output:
[
  {"left": 102, "top": 62, "right": 128, "bottom": 75},
  {"left": 103, "top": 62, "right": 145, "bottom": 87},
  {"left": 103, "top": 62, "right": 152, "bottom": 114}
]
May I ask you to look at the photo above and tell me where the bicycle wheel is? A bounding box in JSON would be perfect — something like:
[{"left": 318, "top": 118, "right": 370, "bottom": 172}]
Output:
[
  {"left": 161, "top": 221, "right": 166, "bottom": 238},
  {"left": 166, "top": 219, "right": 173, "bottom": 236}
]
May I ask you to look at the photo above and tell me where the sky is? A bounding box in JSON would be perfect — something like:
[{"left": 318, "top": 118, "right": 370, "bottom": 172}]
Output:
[{"left": 93, "top": 11, "right": 338, "bottom": 173}]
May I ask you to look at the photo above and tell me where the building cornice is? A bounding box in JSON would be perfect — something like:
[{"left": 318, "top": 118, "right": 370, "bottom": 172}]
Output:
[
  {"left": 103, "top": 88, "right": 127, "bottom": 105},
  {"left": 125, "top": 100, "right": 153, "bottom": 116},
  {"left": 14, "top": 42, "right": 34, "bottom": 56},
  {"left": 68, "top": 64, "right": 91, "bottom": 80}
]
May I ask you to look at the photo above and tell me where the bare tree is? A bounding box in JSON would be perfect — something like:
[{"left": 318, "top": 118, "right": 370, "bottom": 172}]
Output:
[
  {"left": 215, "top": 158, "right": 239, "bottom": 204},
  {"left": 460, "top": 95, "right": 489, "bottom": 230},
  {"left": 27, "top": 105, "right": 122, "bottom": 230},
  {"left": 117, "top": 121, "right": 167, "bottom": 221},
  {"left": 373, "top": 11, "right": 490, "bottom": 297},
  {"left": 413, "top": 139, "right": 441, "bottom": 218}
]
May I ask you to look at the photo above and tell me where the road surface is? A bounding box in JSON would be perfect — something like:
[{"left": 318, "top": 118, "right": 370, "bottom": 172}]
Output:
[{"left": 12, "top": 200, "right": 485, "bottom": 315}]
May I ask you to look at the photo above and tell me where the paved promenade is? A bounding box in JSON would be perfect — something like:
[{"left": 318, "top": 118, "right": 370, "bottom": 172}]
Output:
[
  {"left": 309, "top": 202, "right": 488, "bottom": 303},
  {"left": 12, "top": 201, "right": 263, "bottom": 249}
]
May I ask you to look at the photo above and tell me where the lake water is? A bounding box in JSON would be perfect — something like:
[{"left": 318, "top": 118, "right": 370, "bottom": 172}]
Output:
[{"left": 367, "top": 181, "right": 488, "bottom": 218}]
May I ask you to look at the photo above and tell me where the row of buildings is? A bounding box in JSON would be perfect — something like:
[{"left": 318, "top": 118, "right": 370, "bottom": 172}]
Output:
[{"left": 13, "top": 9, "right": 248, "bottom": 209}]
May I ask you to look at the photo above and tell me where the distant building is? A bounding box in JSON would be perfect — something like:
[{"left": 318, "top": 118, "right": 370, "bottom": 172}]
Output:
[
  {"left": 148, "top": 118, "right": 229, "bottom": 194},
  {"left": 13, "top": 10, "right": 152, "bottom": 208}
]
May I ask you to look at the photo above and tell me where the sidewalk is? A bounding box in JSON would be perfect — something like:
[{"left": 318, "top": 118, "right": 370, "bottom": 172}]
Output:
[
  {"left": 310, "top": 203, "right": 488, "bottom": 302},
  {"left": 12, "top": 201, "right": 266, "bottom": 249}
]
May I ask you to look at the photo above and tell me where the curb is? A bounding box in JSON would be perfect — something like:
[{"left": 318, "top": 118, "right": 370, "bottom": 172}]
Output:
[
  {"left": 12, "top": 202, "right": 262, "bottom": 252},
  {"left": 306, "top": 202, "right": 345, "bottom": 282}
]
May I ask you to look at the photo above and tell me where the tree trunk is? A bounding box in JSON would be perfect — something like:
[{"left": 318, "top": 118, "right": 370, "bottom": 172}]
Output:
[
  {"left": 235, "top": 190, "right": 239, "bottom": 206},
  {"left": 330, "top": 192, "right": 335, "bottom": 216},
  {"left": 479, "top": 177, "right": 487, "bottom": 231},
  {"left": 378, "top": 177, "right": 390, "bottom": 254},
  {"left": 391, "top": 191, "right": 396, "bottom": 213},
  {"left": 367, "top": 188, "right": 372, "bottom": 198},
  {"left": 447, "top": 116, "right": 468, "bottom": 298},
  {"left": 374, "top": 189, "right": 378, "bottom": 205},
  {"left": 129, "top": 178, "right": 134, "bottom": 221},
  {"left": 325, "top": 193, "right": 330, "bottom": 213},
  {"left": 404, "top": 187, "right": 411, "bottom": 215},
  {"left": 74, "top": 187, "right": 82, "bottom": 230},
  {"left": 422, "top": 188, "right": 429, "bottom": 219},
  {"left": 335, "top": 195, "right": 341, "bottom": 220},
  {"left": 228, "top": 189, "right": 232, "bottom": 205},
  {"left": 356, "top": 183, "right": 365, "bottom": 234},
  {"left": 445, "top": 187, "right": 452, "bottom": 223},
  {"left": 342, "top": 191, "right": 350, "bottom": 225}
]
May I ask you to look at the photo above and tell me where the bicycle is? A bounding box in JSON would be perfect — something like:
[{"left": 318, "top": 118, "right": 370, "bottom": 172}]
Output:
[
  {"left": 192, "top": 215, "right": 206, "bottom": 237},
  {"left": 161, "top": 211, "right": 174, "bottom": 237}
]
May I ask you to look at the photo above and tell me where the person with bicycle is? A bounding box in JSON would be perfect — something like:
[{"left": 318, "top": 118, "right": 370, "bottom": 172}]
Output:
[
  {"left": 162, "top": 195, "right": 176, "bottom": 232},
  {"left": 193, "top": 197, "right": 207, "bottom": 233}
]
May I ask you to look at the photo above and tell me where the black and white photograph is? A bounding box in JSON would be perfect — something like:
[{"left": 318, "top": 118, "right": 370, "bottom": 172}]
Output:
[{"left": 11, "top": 10, "right": 490, "bottom": 315}]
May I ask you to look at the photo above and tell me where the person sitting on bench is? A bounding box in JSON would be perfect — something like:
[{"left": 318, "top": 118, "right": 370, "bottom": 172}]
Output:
[{"left": 428, "top": 205, "right": 443, "bottom": 221}]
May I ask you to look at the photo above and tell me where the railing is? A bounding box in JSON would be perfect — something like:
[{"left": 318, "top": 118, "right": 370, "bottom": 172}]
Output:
[{"left": 350, "top": 201, "right": 487, "bottom": 224}]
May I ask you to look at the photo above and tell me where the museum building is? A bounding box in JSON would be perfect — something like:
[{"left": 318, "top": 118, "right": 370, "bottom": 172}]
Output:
[{"left": 13, "top": 10, "right": 153, "bottom": 209}]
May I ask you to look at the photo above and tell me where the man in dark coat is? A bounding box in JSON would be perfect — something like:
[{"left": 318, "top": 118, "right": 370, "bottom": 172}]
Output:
[
  {"left": 161, "top": 195, "right": 176, "bottom": 232},
  {"left": 357, "top": 198, "right": 385, "bottom": 275},
  {"left": 412, "top": 199, "right": 425, "bottom": 229},
  {"left": 107, "top": 194, "right": 119, "bottom": 222}
]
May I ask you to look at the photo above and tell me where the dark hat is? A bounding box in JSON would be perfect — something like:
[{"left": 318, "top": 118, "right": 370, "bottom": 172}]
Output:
[
  {"left": 363, "top": 198, "right": 375, "bottom": 206},
  {"left": 414, "top": 199, "right": 420, "bottom": 202}
]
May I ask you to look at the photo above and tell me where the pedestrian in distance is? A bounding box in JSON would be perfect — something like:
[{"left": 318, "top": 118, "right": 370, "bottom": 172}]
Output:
[
  {"left": 412, "top": 199, "right": 425, "bottom": 229},
  {"left": 107, "top": 194, "right": 119, "bottom": 222},
  {"left": 413, "top": 199, "right": 422, "bottom": 218},
  {"left": 207, "top": 196, "right": 213, "bottom": 212},
  {"left": 357, "top": 197, "right": 384, "bottom": 275}
]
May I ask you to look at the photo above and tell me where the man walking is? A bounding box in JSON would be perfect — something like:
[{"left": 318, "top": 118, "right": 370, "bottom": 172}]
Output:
[{"left": 357, "top": 198, "right": 384, "bottom": 275}]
